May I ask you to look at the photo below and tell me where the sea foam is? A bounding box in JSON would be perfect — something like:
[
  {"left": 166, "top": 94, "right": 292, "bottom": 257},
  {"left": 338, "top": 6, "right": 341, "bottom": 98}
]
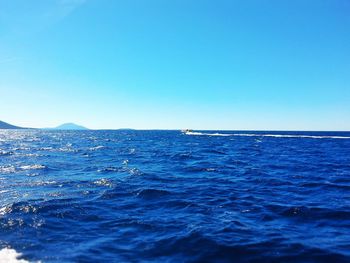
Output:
[
  {"left": 185, "top": 132, "right": 350, "bottom": 139},
  {"left": 20, "top": 165, "right": 46, "bottom": 170},
  {"left": 0, "top": 248, "right": 29, "bottom": 263}
]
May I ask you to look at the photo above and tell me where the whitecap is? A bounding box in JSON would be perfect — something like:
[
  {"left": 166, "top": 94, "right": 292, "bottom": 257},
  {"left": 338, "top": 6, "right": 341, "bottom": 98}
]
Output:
[
  {"left": 0, "top": 150, "right": 13, "bottom": 156},
  {"left": 38, "top": 147, "right": 53, "bottom": 151},
  {"left": 129, "top": 148, "right": 136, "bottom": 154},
  {"left": 0, "top": 248, "right": 29, "bottom": 263},
  {"left": 25, "top": 173, "right": 40, "bottom": 177},
  {"left": 0, "top": 206, "right": 10, "bottom": 216},
  {"left": 30, "top": 180, "right": 57, "bottom": 187},
  {"left": 58, "top": 147, "right": 77, "bottom": 152},
  {"left": 128, "top": 167, "right": 142, "bottom": 175},
  {"left": 0, "top": 165, "right": 16, "bottom": 173},
  {"left": 20, "top": 165, "right": 46, "bottom": 171},
  {"left": 21, "top": 154, "right": 41, "bottom": 157},
  {"left": 93, "top": 178, "right": 113, "bottom": 187},
  {"left": 89, "top": 146, "right": 105, "bottom": 151}
]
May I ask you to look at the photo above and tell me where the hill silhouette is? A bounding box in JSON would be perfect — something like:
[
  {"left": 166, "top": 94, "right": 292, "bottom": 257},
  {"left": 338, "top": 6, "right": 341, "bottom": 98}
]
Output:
[
  {"left": 53, "top": 123, "right": 88, "bottom": 130},
  {"left": 0, "top": 120, "right": 24, "bottom": 129}
]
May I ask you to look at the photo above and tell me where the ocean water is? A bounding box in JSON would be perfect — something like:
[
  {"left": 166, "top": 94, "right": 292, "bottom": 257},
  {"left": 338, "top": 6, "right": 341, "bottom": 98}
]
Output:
[{"left": 1, "top": 130, "right": 350, "bottom": 262}]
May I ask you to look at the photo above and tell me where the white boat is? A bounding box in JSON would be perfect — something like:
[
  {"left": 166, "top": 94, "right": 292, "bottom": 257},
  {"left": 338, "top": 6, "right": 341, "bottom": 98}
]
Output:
[{"left": 181, "top": 129, "right": 193, "bottom": 134}]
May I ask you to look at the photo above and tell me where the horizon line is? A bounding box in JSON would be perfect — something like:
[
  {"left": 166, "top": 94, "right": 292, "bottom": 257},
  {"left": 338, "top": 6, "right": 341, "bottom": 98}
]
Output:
[{"left": 1, "top": 128, "right": 350, "bottom": 132}]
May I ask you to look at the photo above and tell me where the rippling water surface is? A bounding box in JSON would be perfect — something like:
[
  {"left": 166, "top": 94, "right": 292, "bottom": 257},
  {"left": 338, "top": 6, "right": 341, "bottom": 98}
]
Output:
[{"left": 1, "top": 130, "right": 350, "bottom": 262}]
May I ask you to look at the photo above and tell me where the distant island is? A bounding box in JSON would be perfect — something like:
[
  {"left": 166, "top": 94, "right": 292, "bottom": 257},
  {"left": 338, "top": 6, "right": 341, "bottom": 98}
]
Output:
[
  {"left": 0, "top": 120, "right": 25, "bottom": 129},
  {"left": 50, "top": 123, "right": 89, "bottom": 130},
  {"left": 0, "top": 120, "right": 89, "bottom": 130}
]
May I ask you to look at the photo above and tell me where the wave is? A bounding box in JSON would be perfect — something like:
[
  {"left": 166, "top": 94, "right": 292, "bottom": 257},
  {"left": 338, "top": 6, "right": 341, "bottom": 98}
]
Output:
[
  {"left": 93, "top": 178, "right": 113, "bottom": 187},
  {"left": 0, "top": 150, "right": 13, "bottom": 156},
  {"left": 38, "top": 147, "right": 53, "bottom": 151},
  {"left": 185, "top": 132, "right": 350, "bottom": 139},
  {"left": 1, "top": 130, "right": 350, "bottom": 261},
  {"left": 89, "top": 146, "right": 105, "bottom": 151},
  {"left": 0, "top": 248, "right": 29, "bottom": 263},
  {"left": 0, "top": 164, "right": 45, "bottom": 174},
  {"left": 136, "top": 188, "right": 172, "bottom": 199},
  {"left": 97, "top": 167, "right": 120, "bottom": 173},
  {"left": 20, "top": 164, "right": 47, "bottom": 170},
  {"left": 0, "top": 206, "right": 9, "bottom": 216},
  {"left": 0, "top": 165, "right": 16, "bottom": 173}
]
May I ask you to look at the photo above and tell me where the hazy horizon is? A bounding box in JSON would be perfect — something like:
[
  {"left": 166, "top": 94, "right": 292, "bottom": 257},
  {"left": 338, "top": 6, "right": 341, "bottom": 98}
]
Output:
[
  {"left": 2, "top": 119, "right": 350, "bottom": 132},
  {"left": 1, "top": 0, "right": 349, "bottom": 130}
]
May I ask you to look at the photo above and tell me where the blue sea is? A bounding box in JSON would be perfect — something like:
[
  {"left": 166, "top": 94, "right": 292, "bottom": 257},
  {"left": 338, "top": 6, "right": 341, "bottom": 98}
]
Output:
[{"left": 1, "top": 130, "right": 350, "bottom": 262}]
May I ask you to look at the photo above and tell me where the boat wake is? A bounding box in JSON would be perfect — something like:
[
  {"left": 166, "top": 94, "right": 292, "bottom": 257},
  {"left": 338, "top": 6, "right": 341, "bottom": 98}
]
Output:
[{"left": 184, "top": 132, "right": 350, "bottom": 139}]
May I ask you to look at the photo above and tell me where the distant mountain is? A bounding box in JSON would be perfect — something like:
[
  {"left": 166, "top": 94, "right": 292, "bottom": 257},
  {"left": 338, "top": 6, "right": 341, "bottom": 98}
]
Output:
[
  {"left": 0, "top": 120, "right": 24, "bottom": 129},
  {"left": 53, "top": 123, "right": 88, "bottom": 130}
]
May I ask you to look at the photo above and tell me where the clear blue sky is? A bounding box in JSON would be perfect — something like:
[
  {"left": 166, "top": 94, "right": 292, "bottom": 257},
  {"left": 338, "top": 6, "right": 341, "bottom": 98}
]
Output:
[{"left": 0, "top": 0, "right": 349, "bottom": 130}]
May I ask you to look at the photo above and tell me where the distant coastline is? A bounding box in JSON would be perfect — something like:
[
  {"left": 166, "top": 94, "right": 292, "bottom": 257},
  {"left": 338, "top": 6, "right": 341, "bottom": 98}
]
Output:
[
  {"left": 0, "top": 120, "right": 26, "bottom": 129},
  {"left": 44, "top": 123, "right": 89, "bottom": 130},
  {"left": 1, "top": 120, "right": 350, "bottom": 132},
  {"left": 0, "top": 120, "right": 88, "bottom": 130}
]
